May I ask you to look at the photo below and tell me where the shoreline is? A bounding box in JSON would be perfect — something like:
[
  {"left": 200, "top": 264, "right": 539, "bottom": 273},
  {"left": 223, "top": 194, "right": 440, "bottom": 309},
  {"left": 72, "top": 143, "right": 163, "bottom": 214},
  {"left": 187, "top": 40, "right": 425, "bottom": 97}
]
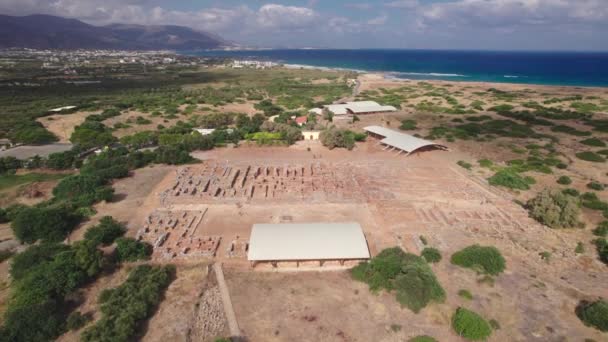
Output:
[{"left": 282, "top": 63, "right": 608, "bottom": 90}]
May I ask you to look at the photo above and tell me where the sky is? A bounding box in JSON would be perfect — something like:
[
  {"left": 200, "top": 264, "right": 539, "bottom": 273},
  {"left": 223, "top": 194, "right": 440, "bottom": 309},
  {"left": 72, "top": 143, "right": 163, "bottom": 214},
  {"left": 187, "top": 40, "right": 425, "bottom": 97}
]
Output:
[{"left": 1, "top": 0, "right": 607, "bottom": 50}]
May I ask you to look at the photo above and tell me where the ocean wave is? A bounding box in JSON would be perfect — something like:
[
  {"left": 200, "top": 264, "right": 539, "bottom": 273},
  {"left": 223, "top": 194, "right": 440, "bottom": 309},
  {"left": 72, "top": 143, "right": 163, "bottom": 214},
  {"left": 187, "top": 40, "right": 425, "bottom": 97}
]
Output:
[
  {"left": 503, "top": 75, "right": 527, "bottom": 78},
  {"left": 390, "top": 72, "right": 468, "bottom": 78},
  {"left": 283, "top": 63, "right": 367, "bottom": 73}
]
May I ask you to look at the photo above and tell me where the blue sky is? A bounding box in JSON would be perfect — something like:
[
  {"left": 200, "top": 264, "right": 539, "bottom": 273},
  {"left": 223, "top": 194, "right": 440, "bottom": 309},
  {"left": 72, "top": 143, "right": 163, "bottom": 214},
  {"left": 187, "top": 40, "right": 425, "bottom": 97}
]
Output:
[{"left": 2, "top": 0, "right": 607, "bottom": 50}]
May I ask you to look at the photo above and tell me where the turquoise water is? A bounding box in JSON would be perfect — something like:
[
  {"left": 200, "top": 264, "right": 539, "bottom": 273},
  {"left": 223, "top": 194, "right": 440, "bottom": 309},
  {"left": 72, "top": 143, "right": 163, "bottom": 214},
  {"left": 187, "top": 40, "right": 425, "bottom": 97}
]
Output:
[{"left": 183, "top": 49, "right": 608, "bottom": 87}]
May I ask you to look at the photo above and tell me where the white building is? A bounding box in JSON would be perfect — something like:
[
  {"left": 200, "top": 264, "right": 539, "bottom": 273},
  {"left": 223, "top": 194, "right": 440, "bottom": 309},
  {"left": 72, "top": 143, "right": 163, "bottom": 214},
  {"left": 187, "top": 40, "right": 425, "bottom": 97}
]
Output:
[
  {"left": 247, "top": 222, "right": 370, "bottom": 268},
  {"left": 324, "top": 101, "right": 397, "bottom": 116}
]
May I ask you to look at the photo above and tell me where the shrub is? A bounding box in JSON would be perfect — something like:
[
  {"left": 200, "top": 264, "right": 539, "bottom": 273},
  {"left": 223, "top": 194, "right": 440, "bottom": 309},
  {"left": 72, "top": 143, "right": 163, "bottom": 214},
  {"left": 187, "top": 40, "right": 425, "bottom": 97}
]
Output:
[
  {"left": 81, "top": 265, "right": 175, "bottom": 342},
  {"left": 575, "top": 242, "right": 585, "bottom": 254},
  {"left": 580, "top": 138, "right": 606, "bottom": 147},
  {"left": 400, "top": 119, "right": 417, "bottom": 130},
  {"left": 84, "top": 217, "right": 126, "bottom": 246},
  {"left": 580, "top": 192, "right": 608, "bottom": 212},
  {"left": 587, "top": 181, "right": 605, "bottom": 191},
  {"left": 539, "top": 251, "right": 551, "bottom": 262},
  {"left": 408, "top": 336, "right": 437, "bottom": 342},
  {"left": 488, "top": 169, "right": 534, "bottom": 190},
  {"left": 0, "top": 207, "right": 8, "bottom": 223},
  {"left": 562, "top": 188, "right": 580, "bottom": 197},
  {"left": 594, "top": 238, "right": 608, "bottom": 265},
  {"left": 452, "top": 307, "right": 492, "bottom": 341},
  {"left": 457, "top": 161, "right": 472, "bottom": 170},
  {"left": 478, "top": 159, "right": 493, "bottom": 168},
  {"left": 115, "top": 238, "right": 152, "bottom": 262},
  {"left": 66, "top": 311, "right": 91, "bottom": 331},
  {"left": 351, "top": 247, "right": 445, "bottom": 313},
  {"left": 593, "top": 221, "right": 608, "bottom": 237},
  {"left": 319, "top": 128, "right": 357, "bottom": 150},
  {"left": 576, "top": 299, "right": 608, "bottom": 332},
  {"left": 458, "top": 289, "right": 473, "bottom": 300},
  {"left": 0, "top": 249, "right": 14, "bottom": 263},
  {"left": 451, "top": 245, "right": 506, "bottom": 275},
  {"left": 421, "top": 247, "right": 442, "bottom": 263},
  {"left": 526, "top": 189, "right": 581, "bottom": 228},
  {"left": 11, "top": 205, "right": 81, "bottom": 244},
  {"left": 576, "top": 152, "right": 605, "bottom": 163},
  {"left": 489, "top": 319, "right": 501, "bottom": 330},
  {"left": 557, "top": 176, "right": 572, "bottom": 185}
]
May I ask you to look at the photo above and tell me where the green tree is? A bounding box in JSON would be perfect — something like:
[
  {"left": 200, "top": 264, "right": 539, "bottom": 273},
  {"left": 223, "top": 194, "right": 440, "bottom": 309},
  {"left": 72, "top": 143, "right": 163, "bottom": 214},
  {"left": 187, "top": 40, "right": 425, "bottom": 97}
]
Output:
[
  {"left": 11, "top": 206, "right": 81, "bottom": 244},
  {"left": 115, "top": 238, "right": 152, "bottom": 262},
  {"left": 526, "top": 189, "right": 581, "bottom": 228}
]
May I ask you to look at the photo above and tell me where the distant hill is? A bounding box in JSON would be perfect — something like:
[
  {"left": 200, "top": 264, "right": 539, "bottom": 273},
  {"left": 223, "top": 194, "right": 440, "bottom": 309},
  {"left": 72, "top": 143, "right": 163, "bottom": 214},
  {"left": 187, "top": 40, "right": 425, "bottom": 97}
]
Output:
[{"left": 0, "top": 14, "right": 228, "bottom": 50}]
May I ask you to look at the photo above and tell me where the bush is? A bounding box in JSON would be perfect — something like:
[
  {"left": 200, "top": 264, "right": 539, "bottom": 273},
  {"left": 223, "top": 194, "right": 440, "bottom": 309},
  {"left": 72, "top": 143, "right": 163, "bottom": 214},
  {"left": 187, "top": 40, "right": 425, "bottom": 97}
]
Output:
[
  {"left": 451, "top": 245, "right": 506, "bottom": 276},
  {"left": 562, "top": 188, "right": 580, "bottom": 197},
  {"left": 320, "top": 128, "right": 357, "bottom": 150},
  {"left": 488, "top": 169, "right": 534, "bottom": 190},
  {"left": 478, "top": 159, "right": 493, "bottom": 168},
  {"left": 576, "top": 152, "right": 606, "bottom": 163},
  {"left": 593, "top": 222, "right": 608, "bottom": 237},
  {"left": 84, "top": 216, "right": 126, "bottom": 246},
  {"left": 575, "top": 242, "right": 585, "bottom": 254},
  {"left": 526, "top": 189, "right": 581, "bottom": 228},
  {"left": 594, "top": 238, "right": 608, "bottom": 265},
  {"left": 458, "top": 289, "right": 474, "bottom": 300},
  {"left": 557, "top": 176, "right": 572, "bottom": 185},
  {"left": 408, "top": 336, "right": 437, "bottom": 342},
  {"left": 580, "top": 138, "right": 606, "bottom": 147},
  {"left": 400, "top": 119, "right": 417, "bottom": 130},
  {"left": 580, "top": 192, "right": 608, "bottom": 212},
  {"left": 587, "top": 181, "right": 605, "bottom": 191},
  {"left": 351, "top": 247, "right": 445, "bottom": 313},
  {"left": 11, "top": 205, "right": 81, "bottom": 244},
  {"left": 0, "top": 207, "right": 8, "bottom": 223},
  {"left": 421, "top": 247, "right": 442, "bottom": 263},
  {"left": 576, "top": 299, "right": 608, "bottom": 332},
  {"left": 115, "top": 238, "right": 152, "bottom": 262},
  {"left": 66, "top": 311, "right": 91, "bottom": 331},
  {"left": 451, "top": 307, "right": 493, "bottom": 341},
  {"left": 81, "top": 265, "right": 175, "bottom": 342},
  {"left": 457, "top": 161, "right": 472, "bottom": 170}
]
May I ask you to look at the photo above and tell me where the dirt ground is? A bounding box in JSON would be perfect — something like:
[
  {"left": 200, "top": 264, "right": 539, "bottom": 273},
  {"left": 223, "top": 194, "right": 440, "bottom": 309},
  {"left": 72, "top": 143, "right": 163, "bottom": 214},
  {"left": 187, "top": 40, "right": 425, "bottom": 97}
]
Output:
[
  {"left": 37, "top": 111, "right": 93, "bottom": 143},
  {"left": 68, "top": 164, "right": 173, "bottom": 242},
  {"left": 116, "top": 141, "right": 607, "bottom": 341}
]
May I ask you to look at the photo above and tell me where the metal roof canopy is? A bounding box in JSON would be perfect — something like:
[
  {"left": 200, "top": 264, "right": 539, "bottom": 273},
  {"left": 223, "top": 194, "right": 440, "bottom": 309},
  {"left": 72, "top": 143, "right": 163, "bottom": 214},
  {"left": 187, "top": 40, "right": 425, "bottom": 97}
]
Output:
[
  {"left": 247, "top": 222, "right": 370, "bottom": 261},
  {"left": 324, "top": 101, "right": 397, "bottom": 115},
  {"left": 364, "top": 125, "right": 448, "bottom": 155}
]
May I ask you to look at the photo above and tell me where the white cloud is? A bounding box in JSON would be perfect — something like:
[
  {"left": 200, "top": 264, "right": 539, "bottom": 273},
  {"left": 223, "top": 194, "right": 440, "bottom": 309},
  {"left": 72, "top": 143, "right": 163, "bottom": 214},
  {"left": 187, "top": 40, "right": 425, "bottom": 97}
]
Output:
[
  {"left": 367, "top": 14, "right": 388, "bottom": 26},
  {"left": 346, "top": 3, "right": 374, "bottom": 10},
  {"left": 385, "top": 0, "right": 419, "bottom": 9},
  {"left": 419, "top": 0, "right": 608, "bottom": 29},
  {"left": 256, "top": 4, "right": 319, "bottom": 31}
]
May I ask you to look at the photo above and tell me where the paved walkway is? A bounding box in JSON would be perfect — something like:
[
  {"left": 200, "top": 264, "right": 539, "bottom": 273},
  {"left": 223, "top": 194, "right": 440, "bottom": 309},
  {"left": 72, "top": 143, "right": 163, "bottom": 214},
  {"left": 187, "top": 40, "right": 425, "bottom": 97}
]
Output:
[{"left": 213, "top": 263, "right": 241, "bottom": 337}]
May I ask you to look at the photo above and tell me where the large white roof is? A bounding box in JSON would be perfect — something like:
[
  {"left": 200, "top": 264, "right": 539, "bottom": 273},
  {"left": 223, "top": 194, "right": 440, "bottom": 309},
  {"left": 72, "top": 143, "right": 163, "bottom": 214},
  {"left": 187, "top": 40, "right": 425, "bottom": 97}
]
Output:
[
  {"left": 364, "top": 125, "right": 447, "bottom": 155},
  {"left": 323, "top": 101, "right": 397, "bottom": 115},
  {"left": 247, "top": 222, "right": 370, "bottom": 261}
]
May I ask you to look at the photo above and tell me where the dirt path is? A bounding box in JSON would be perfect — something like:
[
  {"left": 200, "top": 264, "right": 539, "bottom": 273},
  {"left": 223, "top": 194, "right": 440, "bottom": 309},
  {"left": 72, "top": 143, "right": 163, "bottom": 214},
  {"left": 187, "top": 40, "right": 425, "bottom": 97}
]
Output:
[{"left": 213, "top": 263, "right": 241, "bottom": 338}]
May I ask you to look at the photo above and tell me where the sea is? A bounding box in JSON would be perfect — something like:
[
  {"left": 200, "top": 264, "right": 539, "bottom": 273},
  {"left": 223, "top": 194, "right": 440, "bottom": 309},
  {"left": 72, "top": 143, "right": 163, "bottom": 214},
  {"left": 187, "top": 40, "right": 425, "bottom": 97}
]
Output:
[{"left": 182, "top": 49, "right": 608, "bottom": 87}]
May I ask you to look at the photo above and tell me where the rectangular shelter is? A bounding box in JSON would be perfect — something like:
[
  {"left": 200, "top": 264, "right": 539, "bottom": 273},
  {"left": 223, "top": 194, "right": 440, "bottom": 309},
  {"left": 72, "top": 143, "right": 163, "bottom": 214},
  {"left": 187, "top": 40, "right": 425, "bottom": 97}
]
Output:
[
  {"left": 247, "top": 222, "right": 370, "bottom": 268},
  {"left": 364, "top": 125, "right": 448, "bottom": 155},
  {"left": 323, "top": 101, "right": 396, "bottom": 116}
]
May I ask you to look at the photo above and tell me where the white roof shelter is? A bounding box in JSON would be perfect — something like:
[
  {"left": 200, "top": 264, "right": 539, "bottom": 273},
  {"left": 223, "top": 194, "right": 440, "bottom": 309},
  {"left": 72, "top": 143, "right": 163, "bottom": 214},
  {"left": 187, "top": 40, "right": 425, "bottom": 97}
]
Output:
[
  {"left": 49, "top": 106, "right": 77, "bottom": 113},
  {"left": 193, "top": 128, "right": 215, "bottom": 135},
  {"left": 308, "top": 108, "right": 323, "bottom": 115},
  {"left": 364, "top": 125, "right": 448, "bottom": 155},
  {"left": 324, "top": 101, "right": 396, "bottom": 116},
  {"left": 248, "top": 222, "right": 370, "bottom": 261}
]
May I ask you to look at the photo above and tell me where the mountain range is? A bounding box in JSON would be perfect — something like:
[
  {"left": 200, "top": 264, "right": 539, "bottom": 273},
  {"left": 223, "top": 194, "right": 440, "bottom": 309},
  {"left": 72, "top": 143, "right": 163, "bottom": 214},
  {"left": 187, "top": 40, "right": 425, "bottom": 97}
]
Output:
[{"left": 0, "top": 14, "right": 228, "bottom": 50}]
